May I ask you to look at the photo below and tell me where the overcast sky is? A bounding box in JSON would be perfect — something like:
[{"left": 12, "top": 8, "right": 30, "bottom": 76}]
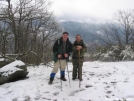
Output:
[
  {"left": 50, "top": 0, "right": 134, "bottom": 23},
  {"left": 1, "top": 0, "right": 134, "bottom": 23}
]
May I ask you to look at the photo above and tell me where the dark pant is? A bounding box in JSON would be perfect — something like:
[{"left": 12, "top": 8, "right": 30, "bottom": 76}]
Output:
[{"left": 72, "top": 58, "right": 84, "bottom": 79}]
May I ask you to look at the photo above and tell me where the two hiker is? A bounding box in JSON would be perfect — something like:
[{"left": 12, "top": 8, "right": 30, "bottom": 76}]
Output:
[{"left": 48, "top": 32, "right": 87, "bottom": 84}]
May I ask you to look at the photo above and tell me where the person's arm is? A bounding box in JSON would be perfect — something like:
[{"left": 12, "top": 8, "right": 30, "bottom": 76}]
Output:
[
  {"left": 80, "top": 42, "right": 87, "bottom": 57},
  {"left": 82, "top": 43, "right": 87, "bottom": 53}
]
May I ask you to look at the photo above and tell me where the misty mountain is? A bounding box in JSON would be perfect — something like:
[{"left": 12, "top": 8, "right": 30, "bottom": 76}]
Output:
[{"left": 59, "top": 21, "right": 102, "bottom": 43}]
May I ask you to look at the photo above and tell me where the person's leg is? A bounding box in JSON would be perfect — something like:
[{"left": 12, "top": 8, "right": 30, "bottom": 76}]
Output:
[
  {"left": 60, "top": 60, "right": 67, "bottom": 81},
  {"left": 72, "top": 59, "right": 78, "bottom": 80},
  {"left": 48, "top": 60, "right": 60, "bottom": 84},
  {"left": 78, "top": 59, "right": 84, "bottom": 81}
]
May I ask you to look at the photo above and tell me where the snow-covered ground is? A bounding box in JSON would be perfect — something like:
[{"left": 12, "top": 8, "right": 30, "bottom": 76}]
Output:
[{"left": 0, "top": 61, "right": 134, "bottom": 101}]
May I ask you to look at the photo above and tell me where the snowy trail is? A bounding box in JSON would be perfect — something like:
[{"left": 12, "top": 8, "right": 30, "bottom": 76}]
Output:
[{"left": 0, "top": 61, "right": 134, "bottom": 101}]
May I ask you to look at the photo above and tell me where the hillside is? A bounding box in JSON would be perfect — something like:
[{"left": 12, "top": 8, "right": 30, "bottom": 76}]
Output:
[{"left": 59, "top": 21, "right": 102, "bottom": 43}]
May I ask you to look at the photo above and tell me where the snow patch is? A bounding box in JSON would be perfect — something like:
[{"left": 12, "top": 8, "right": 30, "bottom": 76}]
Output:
[
  {"left": 0, "top": 58, "right": 4, "bottom": 61},
  {"left": 0, "top": 60, "right": 25, "bottom": 76}
]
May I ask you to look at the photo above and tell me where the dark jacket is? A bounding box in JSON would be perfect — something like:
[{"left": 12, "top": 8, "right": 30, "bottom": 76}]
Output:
[
  {"left": 72, "top": 40, "right": 87, "bottom": 59},
  {"left": 53, "top": 37, "right": 72, "bottom": 62}
]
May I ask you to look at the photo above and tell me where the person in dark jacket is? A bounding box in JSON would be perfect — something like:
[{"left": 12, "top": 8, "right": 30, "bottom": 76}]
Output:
[
  {"left": 48, "top": 32, "right": 72, "bottom": 84},
  {"left": 72, "top": 34, "right": 87, "bottom": 81}
]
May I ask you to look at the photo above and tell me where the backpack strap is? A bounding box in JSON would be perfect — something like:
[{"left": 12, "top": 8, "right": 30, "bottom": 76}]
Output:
[{"left": 58, "top": 39, "right": 60, "bottom": 45}]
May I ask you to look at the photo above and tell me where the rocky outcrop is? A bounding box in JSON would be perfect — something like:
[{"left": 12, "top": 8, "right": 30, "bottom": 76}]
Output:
[{"left": 0, "top": 60, "right": 29, "bottom": 85}]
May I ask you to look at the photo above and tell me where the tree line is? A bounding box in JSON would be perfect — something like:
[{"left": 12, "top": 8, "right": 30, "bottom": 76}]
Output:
[
  {"left": 97, "top": 9, "right": 134, "bottom": 46},
  {"left": 93, "top": 9, "right": 134, "bottom": 61}
]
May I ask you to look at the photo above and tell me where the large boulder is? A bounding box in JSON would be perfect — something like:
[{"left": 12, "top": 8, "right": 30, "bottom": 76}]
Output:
[{"left": 0, "top": 60, "right": 29, "bottom": 85}]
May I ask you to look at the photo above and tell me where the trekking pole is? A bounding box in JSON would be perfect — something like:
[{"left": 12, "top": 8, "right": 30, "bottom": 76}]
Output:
[
  {"left": 78, "top": 50, "right": 81, "bottom": 88},
  {"left": 66, "top": 59, "right": 71, "bottom": 87},
  {"left": 59, "top": 59, "right": 63, "bottom": 91}
]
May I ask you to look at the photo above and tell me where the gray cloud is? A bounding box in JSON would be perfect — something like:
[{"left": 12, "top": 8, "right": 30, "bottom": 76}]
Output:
[{"left": 50, "top": 0, "right": 134, "bottom": 23}]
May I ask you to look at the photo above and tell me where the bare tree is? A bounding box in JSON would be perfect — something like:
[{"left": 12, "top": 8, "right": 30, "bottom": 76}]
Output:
[
  {"left": 114, "top": 10, "right": 134, "bottom": 45},
  {"left": 98, "top": 23, "right": 122, "bottom": 46},
  {"left": 97, "top": 9, "right": 134, "bottom": 46},
  {"left": 0, "top": 0, "right": 62, "bottom": 64}
]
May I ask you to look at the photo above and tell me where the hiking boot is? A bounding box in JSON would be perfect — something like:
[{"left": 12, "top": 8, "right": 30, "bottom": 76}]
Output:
[
  {"left": 79, "top": 78, "right": 83, "bottom": 81},
  {"left": 78, "top": 77, "right": 83, "bottom": 81},
  {"left": 48, "top": 77, "right": 54, "bottom": 84},
  {"left": 72, "top": 78, "right": 76, "bottom": 80},
  {"left": 60, "top": 75, "right": 66, "bottom": 81}
]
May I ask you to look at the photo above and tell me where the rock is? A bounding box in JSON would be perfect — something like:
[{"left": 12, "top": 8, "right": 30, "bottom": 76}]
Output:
[{"left": 0, "top": 60, "right": 29, "bottom": 85}]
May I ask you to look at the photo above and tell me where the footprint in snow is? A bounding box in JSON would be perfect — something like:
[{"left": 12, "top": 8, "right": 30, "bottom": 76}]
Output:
[
  {"left": 69, "top": 88, "right": 85, "bottom": 96},
  {"left": 89, "top": 73, "right": 95, "bottom": 76},
  {"left": 54, "top": 85, "right": 61, "bottom": 89},
  {"left": 53, "top": 99, "right": 57, "bottom": 101},
  {"left": 44, "top": 91, "right": 50, "bottom": 93},
  {"left": 93, "top": 67, "right": 99, "bottom": 68},
  {"left": 103, "top": 82, "right": 108, "bottom": 84},
  {"left": 111, "top": 81, "right": 117, "bottom": 85},
  {"left": 53, "top": 92, "right": 59, "bottom": 96},
  {"left": 80, "top": 99, "right": 92, "bottom": 101},
  {"left": 106, "top": 91, "right": 112, "bottom": 94},
  {"left": 12, "top": 98, "right": 18, "bottom": 101},
  {"left": 87, "top": 78, "right": 90, "bottom": 80},
  {"left": 24, "top": 96, "right": 30, "bottom": 101},
  {"left": 106, "top": 86, "right": 111, "bottom": 88},
  {"left": 85, "top": 84, "right": 93, "bottom": 88},
  {"left": 34, "top": 93, "right": 42, "bottom": 100},
  {"left": 42, "top": 97, "right": 51, "bottom": 100},
  {"left": 106, "top": 95, "right": 110, "bottom": 98},
  {"left": 124, "top": 80, "right": 129, "bottom": 83}
]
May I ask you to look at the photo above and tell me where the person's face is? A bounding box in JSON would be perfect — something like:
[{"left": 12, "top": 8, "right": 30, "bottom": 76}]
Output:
[
  {"left": 62, "top": 34, "right": 68, "bottom": 41},
  {"left": 76, "top": 35, "right": 81, "bottom": 42}
]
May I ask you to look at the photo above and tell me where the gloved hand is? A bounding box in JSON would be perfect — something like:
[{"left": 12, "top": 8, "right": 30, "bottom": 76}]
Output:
[
  {"left": 64, "top": 53, "right": 68, "bottom": 58},
  {"left": 76, "top": 46, "right": 82, "bottom": 50},
  {"left": 58, "top": 54, "right": 62, "bottom": 58}
]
